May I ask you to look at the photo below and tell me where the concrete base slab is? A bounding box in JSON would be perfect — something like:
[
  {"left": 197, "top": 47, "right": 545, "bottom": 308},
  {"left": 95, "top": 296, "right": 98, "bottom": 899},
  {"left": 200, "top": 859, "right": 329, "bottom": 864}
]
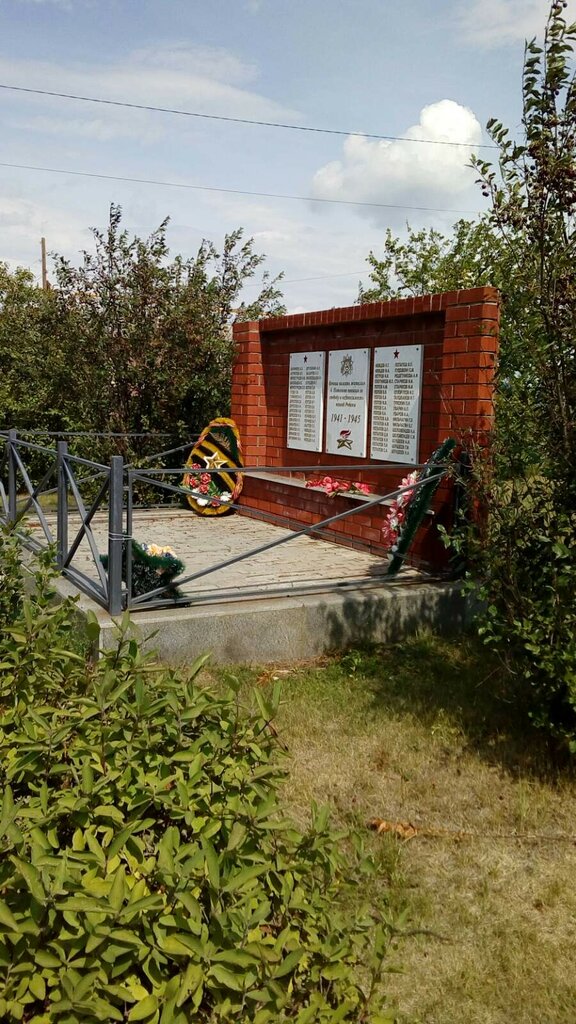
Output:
[{"left": 56, "top": 573, "right": 470, "bottom": 665}]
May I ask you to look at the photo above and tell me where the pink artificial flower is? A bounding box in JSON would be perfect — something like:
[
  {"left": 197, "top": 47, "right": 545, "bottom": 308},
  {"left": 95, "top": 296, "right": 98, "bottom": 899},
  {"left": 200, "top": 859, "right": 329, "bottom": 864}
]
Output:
[
  {"left": 198, "top": 482, "right": 209, "bottom": 494},
  {"left": 381, "top": 471, "right": 419, "bottom": 551},
  {"left": 307, "top": 474, "right": 372, "bottom": 498}
]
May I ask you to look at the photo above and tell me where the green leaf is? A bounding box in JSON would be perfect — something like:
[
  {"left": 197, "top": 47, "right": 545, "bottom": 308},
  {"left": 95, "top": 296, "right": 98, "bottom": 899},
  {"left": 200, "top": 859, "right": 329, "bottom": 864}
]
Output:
[
  {"left": 176, "top": 963, "right": 203, "bottom": 1007},
  {"left": 0, "top": 901, "right": 20, "bottom": 932},
  {"left": 187, "top": 652, "right": 212, "bottom": 679},
  {"left": 127, "top": 994, "right": 158, "bottom": 1020},
  {"left": 201, "top": 838, "right": 220, "bottom": 889},
  {"left": 222, "top": 864, "right": 266, "bottom": 893},
  {"left": 0, "top": 785, "right": 15, "bottom": 832},
  {"left": 273, "top": 948, "right": 304, "bottom": 978},
  {"left": 81, "top": 762, "right": 94, "bottom": 795},
  {"left": 209, "top": 964, "right": 245, "bottom": 991},
  {"left": 108, "top": 866, "right": 126, "bottom": 913},
  {"left": 29, "top": 974, "right": 46, "bottom": 1001},
  {"left": 106, "top": 822, "right": 143, "bottom": 860},
  {"left": 119, "top": 894, "right": 165, "bottom": 918},
  {"left": 159, "top": 934, "right": 198, "bottom": 957},
  {"left": 57, "top": 896, "right": 111, "bottom": 915},
  {"left": 10, "top": 858, "right": 45, "bottom": 902},
  {"left": 226, "top": 821, "right": 246, "bottom": 851},
  {"left": 94, "top": 804, "right": 124, "bottom": 823},
  {"left": 212, "top": 949, "right": 258, "bottom": 968},
  {"left": 35, "top": 949, "right": 61, "bottom": 968},
  {"left": 172, "top": 750, "right": 203, "bottom": 764},
  {"left": 85, "top": 612, "right": 101, "bottom": 644}
]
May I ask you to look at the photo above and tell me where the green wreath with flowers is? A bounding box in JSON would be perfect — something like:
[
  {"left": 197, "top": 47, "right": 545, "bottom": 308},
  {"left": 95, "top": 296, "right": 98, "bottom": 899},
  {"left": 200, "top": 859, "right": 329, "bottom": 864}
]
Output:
[
  {"left": 386, "top": 437, "right": 457, "bottom": 577},
  {"left": 101, "top": 540, "right": 185, "bottom": 600}
]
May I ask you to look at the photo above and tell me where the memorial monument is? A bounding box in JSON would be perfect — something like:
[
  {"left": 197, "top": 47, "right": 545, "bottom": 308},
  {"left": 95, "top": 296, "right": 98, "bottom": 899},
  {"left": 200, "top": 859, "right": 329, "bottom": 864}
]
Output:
[{"left": 231, "top": 287, "right": 499, "bottom": 572}]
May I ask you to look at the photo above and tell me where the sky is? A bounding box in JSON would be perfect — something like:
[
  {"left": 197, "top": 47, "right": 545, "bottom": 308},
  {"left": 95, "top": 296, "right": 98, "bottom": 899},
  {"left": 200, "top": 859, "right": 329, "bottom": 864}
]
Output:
[{"left": 0, "top": 0, "right": 572, "bottom": 311}]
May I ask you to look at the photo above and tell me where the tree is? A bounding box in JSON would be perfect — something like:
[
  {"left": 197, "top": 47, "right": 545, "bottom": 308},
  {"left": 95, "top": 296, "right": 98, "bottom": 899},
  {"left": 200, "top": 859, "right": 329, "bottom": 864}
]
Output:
[
  {"left": 48, "top": 206, "right": 285, "bottom": 456},
  {"left": 358, "top": 218, "right": 502, "bottom": 301},
  {"left": 0, "top": 263, "right": 57, "bottom": 431},
  {"left": 360, "top": 2, "right": 576, "bottom": 746},
  {"left": 472, "top": 0, "right": 576, "bottom": 488},
  {"left": 469, "top": 2, "right": 576, "bottom": 746}
]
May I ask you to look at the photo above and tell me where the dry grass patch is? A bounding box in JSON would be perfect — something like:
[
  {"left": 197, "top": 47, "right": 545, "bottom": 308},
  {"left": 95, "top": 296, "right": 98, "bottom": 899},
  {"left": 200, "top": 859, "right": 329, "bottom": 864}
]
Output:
[{"left": 213, "top": 633, "right": 576, "bottom": 1024}]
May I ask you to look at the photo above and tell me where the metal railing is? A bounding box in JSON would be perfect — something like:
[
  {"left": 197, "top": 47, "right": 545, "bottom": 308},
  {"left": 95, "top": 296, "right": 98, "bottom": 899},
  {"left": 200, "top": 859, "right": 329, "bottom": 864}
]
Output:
[
  {"left": 0, "top": 430, "right": 449, "bottom": 615},
  {"left": 0, "top": 430, "right": 119, "bottom": 610}
]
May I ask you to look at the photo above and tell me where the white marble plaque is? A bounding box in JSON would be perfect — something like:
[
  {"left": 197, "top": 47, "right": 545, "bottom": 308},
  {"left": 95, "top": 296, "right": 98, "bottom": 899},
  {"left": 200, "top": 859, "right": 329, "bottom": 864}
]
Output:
[
  {"left": 326, "top": 348, "right": 369, "bottom": 458},
  {"left": 287, "top": 351, "right": 325, "bottom": 451},
  {"left": 370, "top": 345, "right": 423, "bottom": 463}
]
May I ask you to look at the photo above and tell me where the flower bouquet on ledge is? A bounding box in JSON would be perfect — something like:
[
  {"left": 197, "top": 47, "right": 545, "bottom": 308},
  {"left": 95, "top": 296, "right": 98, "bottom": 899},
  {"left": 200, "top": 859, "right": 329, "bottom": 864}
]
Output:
[
  {"left": 306, "top": 476, "right": 372, "bottom": 498},
  {"left": 101, "top": 539, "right": 185, "bottom": 600}
]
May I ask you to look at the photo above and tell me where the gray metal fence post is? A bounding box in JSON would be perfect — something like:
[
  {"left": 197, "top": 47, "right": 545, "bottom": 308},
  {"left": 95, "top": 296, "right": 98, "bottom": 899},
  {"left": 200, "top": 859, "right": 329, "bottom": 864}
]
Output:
[
  {"left": 7, "top": 429, "right": 17, "bottom": 524},
  {"left": 107, "top": 455, "right": 124, "bottom": 615},
  {"left": 56, "top": 440, "right": 68, "bottom": 569}
]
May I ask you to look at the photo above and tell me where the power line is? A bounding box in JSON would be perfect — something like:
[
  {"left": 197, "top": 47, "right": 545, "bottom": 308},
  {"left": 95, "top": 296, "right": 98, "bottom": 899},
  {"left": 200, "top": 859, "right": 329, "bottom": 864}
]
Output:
[
  {"left": 285, "top": 270, "right": 368, "bottom": 283},
  {"left": 242, "top": 270, "right": 366, "bottom": 290},
  {"left": 0, "top": 83, "right": 498, "bottom": 150},
  {"left": 0, "top": 160, "right": 482, "bottom": 215}
]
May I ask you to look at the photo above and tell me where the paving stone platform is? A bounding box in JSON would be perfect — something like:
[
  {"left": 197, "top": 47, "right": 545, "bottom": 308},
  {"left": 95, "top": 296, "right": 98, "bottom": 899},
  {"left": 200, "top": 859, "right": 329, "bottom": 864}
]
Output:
[
  {"left": 29, "top": 509, "right": 471, "bottom": 664},
  {"left": 36, "top": 508, "right": 420, "bottom": 600}
]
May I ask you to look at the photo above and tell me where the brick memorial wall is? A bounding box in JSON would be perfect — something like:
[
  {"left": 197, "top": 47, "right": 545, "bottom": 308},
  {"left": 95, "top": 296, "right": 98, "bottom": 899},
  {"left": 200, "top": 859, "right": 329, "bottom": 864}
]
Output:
[{"left": 230, "top": 287, "right": 500, "bottom": 572}]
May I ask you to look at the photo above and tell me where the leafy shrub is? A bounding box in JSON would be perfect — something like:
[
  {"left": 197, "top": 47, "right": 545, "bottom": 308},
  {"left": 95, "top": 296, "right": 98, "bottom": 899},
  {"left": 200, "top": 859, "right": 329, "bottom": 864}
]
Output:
[
  {"left": 0, "top": 529, "right": 87, "bottom": 691},
  {"left": 470, "top": 476, "right": 576, "bottom": 748},
  {"left": 0, "top": 553, "right": 395, "bottom": 1023},
  {"left": 0, "top": 528, "right": 25, "bottom": 629}
]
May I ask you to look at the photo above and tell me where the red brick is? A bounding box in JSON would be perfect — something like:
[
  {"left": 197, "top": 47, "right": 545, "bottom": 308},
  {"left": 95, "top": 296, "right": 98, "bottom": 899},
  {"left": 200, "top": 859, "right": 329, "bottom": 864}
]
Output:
[
  {"left": 468, "top": 333, "right": 498, "bottom": 350},
  {"left": 453, "top": 351, "right": 494, "bottom": 369},
  {"left": 465, "top": 368, "right": 495, "bottom": 385},
  {"left": 453, "top": 384, "right": 494, "bottom": 401},
  {"left": 442, "top": 369, "right": 465, "bottom": 384},
  {"left": 446, "top": 305, "right": 470, "bottom": 322},
  {"left": 457, "top": 321, "right": 485, "bottom": 337},
  {"left": 462, "top": 397, "right": 494, "bottom": 416},
  {"left": 469, "top": 302, "right": 499, "bottom": 321},
  {"left": 443, "top": 324, "right": 460, "bottom": 340},
  {"left": 458, "top": 286, "right": 499, "bottom": 303}
]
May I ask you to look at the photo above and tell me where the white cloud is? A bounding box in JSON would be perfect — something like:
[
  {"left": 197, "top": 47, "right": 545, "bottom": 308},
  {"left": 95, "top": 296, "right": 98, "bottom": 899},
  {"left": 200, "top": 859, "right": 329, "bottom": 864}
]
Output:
[
  {"left": 7, "top": 0, "right": 74, "bottom": 6},
  {"left": 0, "top": 45, "right": 298, "bottom": 137},
  {"left": 194, "top": 193, "right": 378, "bottom": 311},
  {"left": 127, "top": 44, "right": 258, "bottom": 87},
  {"left": 310, "top": 100, "right": 483, "bottom": 227},
  {"left": 457, "top": 0, "right": 576, "bottom": 48},
  {"left": 12, "top": 112, "right": 163, "bottom": 144}
]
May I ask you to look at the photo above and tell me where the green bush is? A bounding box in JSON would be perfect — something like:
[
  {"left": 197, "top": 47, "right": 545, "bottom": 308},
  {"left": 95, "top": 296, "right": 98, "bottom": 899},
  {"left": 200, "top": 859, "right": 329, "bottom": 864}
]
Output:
[
  {"left": 0, "top": 547, "right": 395, "bottom": 1023},
  {"left": 0, "top": 528, "right": 25, "bottom": 629},
  {"left": 471, "top": 477, "right": 576, "bottom": 748}
]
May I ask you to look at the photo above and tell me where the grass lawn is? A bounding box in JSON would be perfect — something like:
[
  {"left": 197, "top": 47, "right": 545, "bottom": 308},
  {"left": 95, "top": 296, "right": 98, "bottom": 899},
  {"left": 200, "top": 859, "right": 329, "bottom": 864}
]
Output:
[{"left": 211, "top": 633, "right": 576, "bottom": 1024}]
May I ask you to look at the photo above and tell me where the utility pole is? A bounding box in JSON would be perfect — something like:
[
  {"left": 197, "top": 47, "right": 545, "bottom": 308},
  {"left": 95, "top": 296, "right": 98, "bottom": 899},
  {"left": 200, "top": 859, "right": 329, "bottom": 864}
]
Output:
[{"left": 41, "top": 236, "right": 48, "bottom": 290}]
